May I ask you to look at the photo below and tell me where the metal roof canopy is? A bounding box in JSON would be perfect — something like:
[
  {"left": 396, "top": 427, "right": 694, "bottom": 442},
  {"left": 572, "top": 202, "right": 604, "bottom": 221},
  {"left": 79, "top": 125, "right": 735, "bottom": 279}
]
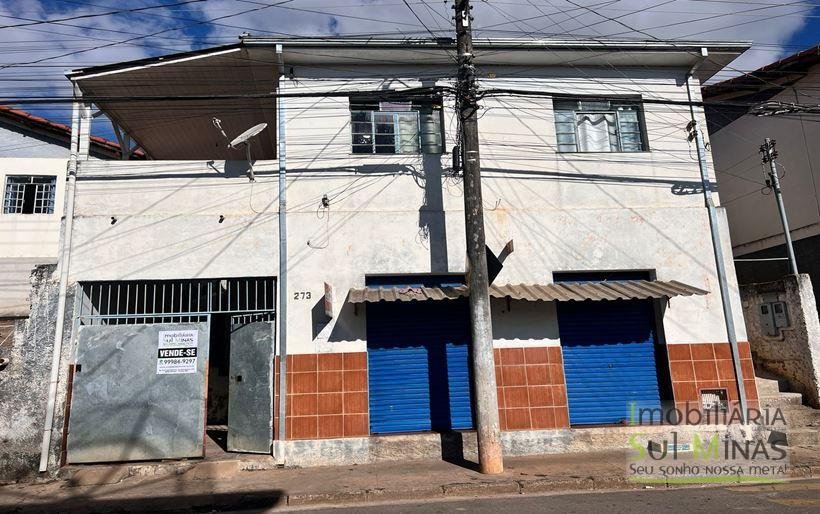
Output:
[
  {"left": 67, "top": 38, "right": 749, "bottom": 160},
  {"left": 348, "top": 279, "right": 708, "bottom": 303},
  {"left": 68, "top": 46, "right": 278, "bottom": 160}
]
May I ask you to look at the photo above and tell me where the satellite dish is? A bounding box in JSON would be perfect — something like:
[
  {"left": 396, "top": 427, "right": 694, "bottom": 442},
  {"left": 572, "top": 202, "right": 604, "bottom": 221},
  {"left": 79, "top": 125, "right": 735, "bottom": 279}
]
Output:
[
  {"left": 226, "top": 122, "right": 268, "bottom": 182},
  {"left": 230, "top": 123, "right": 267, "bottom": 149}
]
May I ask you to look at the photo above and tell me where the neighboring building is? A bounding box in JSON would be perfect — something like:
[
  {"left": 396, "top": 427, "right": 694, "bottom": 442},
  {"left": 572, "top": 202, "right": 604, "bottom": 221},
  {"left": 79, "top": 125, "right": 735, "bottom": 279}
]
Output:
[
  {"left": 704, "top": 45, "right": 820, "bottom": 302},
  {"left": 0, "top": 106, "right": 142, "bottom": 479},
  {"left": 6, "top": 38, "right": 760, "bottom": 476},
  {"left": 0, "top": 106, "right": 137, "bottom": 339}
]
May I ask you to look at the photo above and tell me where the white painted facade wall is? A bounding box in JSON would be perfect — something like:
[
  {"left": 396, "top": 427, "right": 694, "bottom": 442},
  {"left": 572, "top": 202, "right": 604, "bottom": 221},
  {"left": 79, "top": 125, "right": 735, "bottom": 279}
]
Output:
[
  {"left": 710, "top": 64, "right": 820, "bottom": 256},
  {"left": 66, "top": 65, "right": 747, "bottom": 354},
  {"left": 0, "top": 158, "right": 67, "bottom": 316}
]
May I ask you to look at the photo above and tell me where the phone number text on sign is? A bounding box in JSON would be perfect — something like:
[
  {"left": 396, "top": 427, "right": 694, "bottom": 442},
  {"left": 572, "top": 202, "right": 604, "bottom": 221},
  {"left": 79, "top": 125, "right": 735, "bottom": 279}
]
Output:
[{"left": 157, "top": 330, "right": 199, "bottom": 375}]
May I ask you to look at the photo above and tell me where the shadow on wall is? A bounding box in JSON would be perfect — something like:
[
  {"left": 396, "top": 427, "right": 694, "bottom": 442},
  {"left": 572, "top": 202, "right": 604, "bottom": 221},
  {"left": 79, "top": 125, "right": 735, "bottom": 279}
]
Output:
[
  {"left": 419, "top": 154, "right": 449, "bottom": 273},
  {"left": 312, "top": 296, "right": 365, "bottom": 343}
]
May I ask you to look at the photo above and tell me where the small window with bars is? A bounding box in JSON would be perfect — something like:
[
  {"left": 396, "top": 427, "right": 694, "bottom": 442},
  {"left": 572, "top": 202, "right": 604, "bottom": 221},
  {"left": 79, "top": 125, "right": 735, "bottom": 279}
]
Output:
[
  {"left": 350, "top": 97, "right": 444, "bottom": 155},
  {"left": 3, "top": 175, "right": 57, "bottom": 214},
  {"left": 553, "top": 98, "right": 647, "bottom": 153}
]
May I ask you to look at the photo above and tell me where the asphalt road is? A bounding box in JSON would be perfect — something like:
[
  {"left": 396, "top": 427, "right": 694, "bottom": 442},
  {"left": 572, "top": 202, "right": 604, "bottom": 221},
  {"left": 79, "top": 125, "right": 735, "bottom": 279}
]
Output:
[{"left": 291, "top": 479, "right": 820, "bottom": 513}]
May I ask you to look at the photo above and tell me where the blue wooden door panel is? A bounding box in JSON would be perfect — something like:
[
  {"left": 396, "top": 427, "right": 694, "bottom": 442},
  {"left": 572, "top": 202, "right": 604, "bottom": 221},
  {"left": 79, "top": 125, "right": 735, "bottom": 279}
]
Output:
[{"left": 559, "top": 299, "right": 662, "bottom": 425}]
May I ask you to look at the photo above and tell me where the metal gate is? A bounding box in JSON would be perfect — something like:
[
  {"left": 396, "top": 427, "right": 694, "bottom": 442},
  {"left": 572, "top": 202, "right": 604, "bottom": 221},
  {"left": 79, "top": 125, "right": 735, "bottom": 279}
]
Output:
[
  {"left": 558, "top": 299, "right": 663, "bottom": 425},
  {"left": 67, "top": 278, "right": 276, "bottom": 463},
  {"left": 67, "top": 323, "right": 210, "bottom": 463},
  {"left": 227, "top": 319, "right": 274, "bottom": 453},
  {"left": 367, "top": 299, "right": 474, "bottom": 434}
]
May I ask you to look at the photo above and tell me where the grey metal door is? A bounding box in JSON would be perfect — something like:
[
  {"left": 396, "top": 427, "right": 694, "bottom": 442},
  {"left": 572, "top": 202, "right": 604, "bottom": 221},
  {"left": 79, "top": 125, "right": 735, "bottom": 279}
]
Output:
[
  {"left": 67, "top": 322, "right": 209, "bottom": 463},
  {"left": 227, "top": 321, "right": 274, "bottom": 453}
]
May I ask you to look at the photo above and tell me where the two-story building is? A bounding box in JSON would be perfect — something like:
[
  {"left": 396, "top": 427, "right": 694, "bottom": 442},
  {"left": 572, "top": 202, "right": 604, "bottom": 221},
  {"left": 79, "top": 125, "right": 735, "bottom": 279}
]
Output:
[{"left": 11, "top": 37, "right": 760, "bottom": 475}]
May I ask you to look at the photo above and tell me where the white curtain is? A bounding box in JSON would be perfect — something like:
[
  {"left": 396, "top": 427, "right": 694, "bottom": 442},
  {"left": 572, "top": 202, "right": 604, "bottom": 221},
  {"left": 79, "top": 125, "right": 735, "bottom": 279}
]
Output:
[{"left": 576, "top": 113, "right": 616, "bottom": 152}]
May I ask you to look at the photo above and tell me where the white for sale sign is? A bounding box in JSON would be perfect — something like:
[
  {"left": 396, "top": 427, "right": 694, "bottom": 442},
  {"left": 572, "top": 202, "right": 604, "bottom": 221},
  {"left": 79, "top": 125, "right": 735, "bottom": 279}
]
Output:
[{"left": 156, "top": 330, "right": 199, "bottom": 375}]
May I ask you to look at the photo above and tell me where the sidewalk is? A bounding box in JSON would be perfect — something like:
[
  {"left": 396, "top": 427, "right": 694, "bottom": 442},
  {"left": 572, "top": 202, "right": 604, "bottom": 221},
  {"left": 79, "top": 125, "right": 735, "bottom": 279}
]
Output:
[{"left": 1, "top": 448, "right": 819, "bottom": 513}]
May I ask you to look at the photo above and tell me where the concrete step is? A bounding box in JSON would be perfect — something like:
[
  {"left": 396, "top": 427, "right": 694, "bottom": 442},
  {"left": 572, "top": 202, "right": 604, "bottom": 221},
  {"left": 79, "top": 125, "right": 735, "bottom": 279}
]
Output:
[
  {"left": 761, "top": 392, "right": 803, "bottom": 408},
  {"left": 782, "top": 405, "right": 820, "bottom": 428},
  {"left": 755, "top": 376, "right": 783, "bottom": 397},
  {"left": 786, "top": 427, "right": 820, "bottom": 447}
]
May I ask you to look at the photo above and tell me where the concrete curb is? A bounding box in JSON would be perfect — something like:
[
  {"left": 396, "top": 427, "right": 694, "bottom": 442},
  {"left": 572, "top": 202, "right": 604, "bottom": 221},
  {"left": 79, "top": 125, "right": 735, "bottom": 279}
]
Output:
[
  {"left": 280, "top": 466, "right": 820, "bottom": 508},
  {"left": 2, "top": 464, "right": 817, "bottom": 512}
]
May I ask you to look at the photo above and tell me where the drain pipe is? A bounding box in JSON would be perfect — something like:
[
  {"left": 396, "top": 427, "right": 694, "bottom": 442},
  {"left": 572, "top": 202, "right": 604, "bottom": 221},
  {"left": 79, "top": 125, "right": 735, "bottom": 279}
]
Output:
[
  {"left": 39, "top": 95, "right": 84, "bottom": 472},
  {"left": 686, "top": 48, "right": 748, "bottom": 423},
  {"left": 275, "top": 43, "right": 289, "bottom": 460}
]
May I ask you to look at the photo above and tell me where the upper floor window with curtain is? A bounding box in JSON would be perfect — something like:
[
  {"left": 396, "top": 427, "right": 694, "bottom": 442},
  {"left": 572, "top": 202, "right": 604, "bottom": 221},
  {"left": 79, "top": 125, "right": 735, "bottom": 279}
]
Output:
[
  {"left": 553, "top": 98, "right": 647, "bottom": 153},
  {"left": 350, "top": 97, "right": 444, "bottom": 155}
]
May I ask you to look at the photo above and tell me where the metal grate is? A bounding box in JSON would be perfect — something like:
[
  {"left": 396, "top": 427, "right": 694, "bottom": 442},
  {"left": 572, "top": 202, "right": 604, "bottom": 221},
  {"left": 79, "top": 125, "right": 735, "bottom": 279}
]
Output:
[
  {"left": 77, "top": 277, "right": 276, "bottom": 325},
  {"left": 3, "top": 175, "right": 57, "bottom": 214}
]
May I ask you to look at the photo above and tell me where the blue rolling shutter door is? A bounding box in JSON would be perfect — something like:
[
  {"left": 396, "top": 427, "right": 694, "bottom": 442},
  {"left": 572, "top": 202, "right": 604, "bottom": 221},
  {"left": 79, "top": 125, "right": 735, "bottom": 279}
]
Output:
[
  {"left": 558, "top": 299, "right": 662, "bottom": 425},
  {"left": 367, "top": 300, "right": 474, "bottom": 434}
]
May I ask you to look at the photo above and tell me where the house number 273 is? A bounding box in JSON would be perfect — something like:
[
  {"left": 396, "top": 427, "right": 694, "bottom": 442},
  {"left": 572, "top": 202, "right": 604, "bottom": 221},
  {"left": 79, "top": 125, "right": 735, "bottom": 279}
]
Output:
[{"left": 293, "top": 291, "right": 312, "bottom": 300}]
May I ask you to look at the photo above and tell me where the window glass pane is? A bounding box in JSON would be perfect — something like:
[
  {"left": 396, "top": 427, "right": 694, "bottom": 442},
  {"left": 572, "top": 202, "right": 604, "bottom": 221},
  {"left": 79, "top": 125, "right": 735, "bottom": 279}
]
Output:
[
  {"left": 374, "top": 112, "right": 394, "bottom": 124},
  {"left": 380, "top": 101, "right": 411, "bottom": 111},
  {"left": 396, "top": 113, "right": 419, "bottom": 154},
  {"left": 617, "top": 109, "right": 639, "bottom": 122},
  {"left": 374, "top": 132, "right": 396, "bottom": 153},
  {"left": 351, "top": 122, "right": 372, "bottom": 134},
  {"left": 556, "top": 133, "right": 576, "bottom": 145},
  {"left": 352, "top": 145, "right": 372, "bottom": 154},
  {"left": 558, "top": 143, "right": 577, "bottom": 153},
  {"left": 419, "top": 112, "right": 442, "bottom": 154},
  {"left": 351, "top": 111, "right": 370, "bottom": 123},
  {"left": 619, "top": 121, "right": 641, "bottom": 133},
  {"left": 579, "top": 100, "right": 610, "bottom": 111},
  {"left": 352, "top": 133, "right": 372, "bottom": 146},
  {"left": 617, "top": 109, "right": 643, "bottom": 151},
  {"left": 555, "top": 122, "right": 576, "bottom": 136},
  {"left": 620, "top": 131, "right": 643, "bottom": 152}
]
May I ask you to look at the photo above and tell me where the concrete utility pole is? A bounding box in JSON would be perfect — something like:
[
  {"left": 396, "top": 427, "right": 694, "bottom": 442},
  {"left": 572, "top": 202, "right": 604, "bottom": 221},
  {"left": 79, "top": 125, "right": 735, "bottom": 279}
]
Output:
[
  {"left": 760, "top": 138, "right": 799, "bottom": 276},
  {"left": 454, "top": 0, "right": 503, "bottom": 474},
  {"left": 685, "top": 72, "right": 748, "bottom": 422}
]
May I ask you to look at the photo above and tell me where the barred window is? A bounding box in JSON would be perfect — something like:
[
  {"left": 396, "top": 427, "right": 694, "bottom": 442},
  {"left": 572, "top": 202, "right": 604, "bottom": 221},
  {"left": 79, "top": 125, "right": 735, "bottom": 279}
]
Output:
[
  {"left": 553, "top": 98, "right": 647, "bottom": 153},
  {"left": 350, "top": 98, "right": 444, "bottom": 155},
  {"left": 3, "top": 175, "right": 57, "bottom": 214}
]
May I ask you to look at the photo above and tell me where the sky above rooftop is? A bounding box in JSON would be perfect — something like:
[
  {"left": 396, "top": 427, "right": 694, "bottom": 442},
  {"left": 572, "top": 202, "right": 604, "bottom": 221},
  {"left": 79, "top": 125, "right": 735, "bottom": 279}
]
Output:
[{"left": 1, "top": 0, "right": 817, "bottom": 139}]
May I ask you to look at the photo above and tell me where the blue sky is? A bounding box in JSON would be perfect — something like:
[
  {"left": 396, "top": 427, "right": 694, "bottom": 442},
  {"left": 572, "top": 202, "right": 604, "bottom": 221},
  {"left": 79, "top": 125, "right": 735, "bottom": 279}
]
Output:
[{"left": 1, "top": 0, "right": 817, "bottom": 140}]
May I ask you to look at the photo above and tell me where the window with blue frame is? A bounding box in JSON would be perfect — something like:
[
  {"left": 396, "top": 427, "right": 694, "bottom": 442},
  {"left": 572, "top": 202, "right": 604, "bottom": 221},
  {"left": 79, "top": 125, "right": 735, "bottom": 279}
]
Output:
[{"left": 553, "top": 98, "right": 647, "bottom": 153}]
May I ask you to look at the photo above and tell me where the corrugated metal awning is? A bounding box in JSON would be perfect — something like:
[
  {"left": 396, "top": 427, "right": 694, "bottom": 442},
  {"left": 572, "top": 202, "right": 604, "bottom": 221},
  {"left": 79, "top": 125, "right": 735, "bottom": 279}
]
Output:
[
  {"left": 348, "top": 280, "right": 707, "bottom": 303},
  {"left": 348, "top": 285, "right": 469, "bottom": 304}
]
